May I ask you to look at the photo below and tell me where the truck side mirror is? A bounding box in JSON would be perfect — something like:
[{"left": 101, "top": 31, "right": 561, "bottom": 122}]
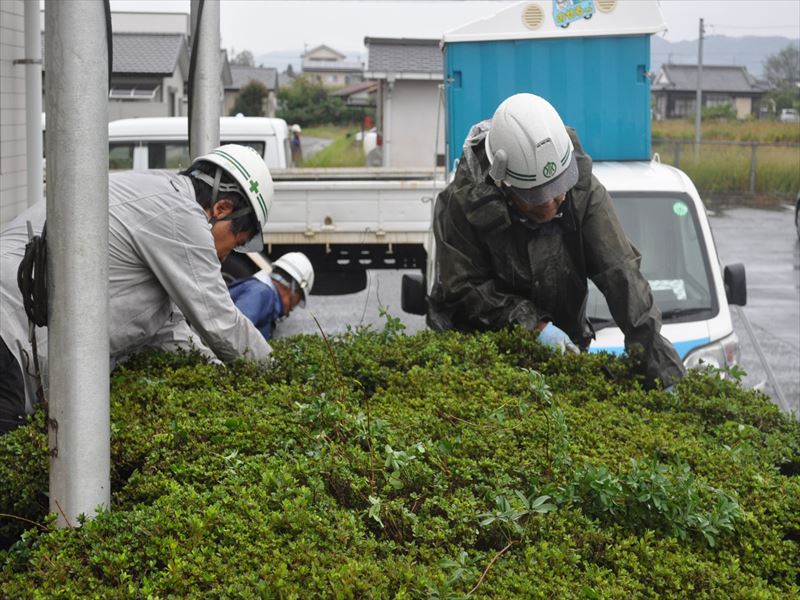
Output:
[
  {"left": 723, "top": 263, "right": 746, "bottom": 306},
  {"left": 401, "top": 273, "right": 427, "bottom": 315}
]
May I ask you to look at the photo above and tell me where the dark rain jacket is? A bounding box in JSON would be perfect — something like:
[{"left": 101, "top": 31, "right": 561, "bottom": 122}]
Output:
[{"left": 427, "top": 124, "right": 685, "bottom": 389}]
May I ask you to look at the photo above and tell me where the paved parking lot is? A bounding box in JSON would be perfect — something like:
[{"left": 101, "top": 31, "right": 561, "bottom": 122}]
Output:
[{"left": 276, "top": 203, "right": 800, "bottom": 416}]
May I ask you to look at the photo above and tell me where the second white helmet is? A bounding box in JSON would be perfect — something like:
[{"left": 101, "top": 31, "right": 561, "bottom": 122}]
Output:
[
  {"left": 271, "top": 252, "right": 314, "bottom": 307},
  {"left": 486, "top": 93, "right": 578, "bottom": 204}
]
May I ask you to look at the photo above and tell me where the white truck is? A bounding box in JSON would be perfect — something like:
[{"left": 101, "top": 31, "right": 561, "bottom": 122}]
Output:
[
  {"left": 401, "top": 158, "right": 747, "bottom": 373},
  {"left": 107, "top": 116, "right": 445, "bottom": 293}
]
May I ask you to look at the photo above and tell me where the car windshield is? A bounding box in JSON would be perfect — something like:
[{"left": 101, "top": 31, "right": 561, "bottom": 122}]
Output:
[{"left": 586, "top": 193, "right": 716, "bottom": 327}]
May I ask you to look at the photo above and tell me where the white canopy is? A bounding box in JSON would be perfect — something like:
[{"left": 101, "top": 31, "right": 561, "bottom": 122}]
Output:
[{"left": 443, "top": 0, "right": 666, "bottom": 43}]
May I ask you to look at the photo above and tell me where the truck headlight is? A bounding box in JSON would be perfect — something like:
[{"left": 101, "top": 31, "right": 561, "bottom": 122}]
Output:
[{"left": 683, "top": 332, "right": 740, "bottom": 373}]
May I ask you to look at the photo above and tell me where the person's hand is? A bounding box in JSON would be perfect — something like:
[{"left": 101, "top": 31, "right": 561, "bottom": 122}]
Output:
[{"left": 538, "top": 323, "right": 580, "bottom": 355}]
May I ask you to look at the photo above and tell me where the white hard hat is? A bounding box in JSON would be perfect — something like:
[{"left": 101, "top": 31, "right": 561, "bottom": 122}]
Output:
[
  {"left": 486, "top": 93, "right": 578, "bottom": 204},
  {"left": 271, "top": 252, "right": 314, "bottom": 307},
  {"left": 291, "top": 124, "right": 302, "bottom": 133},
  {"left": 192, "top": 144, "right": 273, "bottom": 252}
]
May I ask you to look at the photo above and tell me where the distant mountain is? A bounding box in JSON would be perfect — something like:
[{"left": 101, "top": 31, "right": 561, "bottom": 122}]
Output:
[
  {"left": 254, "top": 49, "right": 364, "bottom": 74},
  {"left": 651, "top": 35, "right": 798, "bottom": 78}
]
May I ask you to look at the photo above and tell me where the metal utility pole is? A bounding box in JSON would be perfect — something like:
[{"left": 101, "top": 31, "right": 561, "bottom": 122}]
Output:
[
  {"left": 23, "top": 0, "right": 43, "bottom": 207},
  {"left": 45, "top": 1, "right": 110, "bottom": 528},
  {"left": 189, "top": 0, "right": 221, "bottom": 159},
  {"left": 694, "top": 18, "right": 704, "bottom": 157}
]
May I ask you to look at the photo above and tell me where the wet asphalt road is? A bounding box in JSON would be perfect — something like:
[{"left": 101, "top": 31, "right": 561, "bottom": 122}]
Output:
[{"left": 275, "top": 203, "right": 800, "bottom": 416}]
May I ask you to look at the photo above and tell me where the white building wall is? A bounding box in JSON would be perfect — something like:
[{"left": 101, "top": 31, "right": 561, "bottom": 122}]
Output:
[
  {"left": 0, "top": 0, "right": 27, "bottom": 225},
  {"left": 386, "top": 80, "right": 444, "bottom": 168}
]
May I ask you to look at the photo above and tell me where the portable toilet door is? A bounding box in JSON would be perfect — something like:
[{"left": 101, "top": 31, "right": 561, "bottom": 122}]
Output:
[{"left": 441, "top": 0, "right": 666, "bottom": 170}]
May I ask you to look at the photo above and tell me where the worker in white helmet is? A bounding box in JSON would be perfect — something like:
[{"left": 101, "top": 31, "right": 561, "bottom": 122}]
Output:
[
  {"left": 0, "top": 144, "right": 274, "bottom": 434},
  {"left": 427, "top": 93, "right": 684, "bottom": 390},
  {"left": 228, "top": 252, "right": 315, "bottom": 340}
]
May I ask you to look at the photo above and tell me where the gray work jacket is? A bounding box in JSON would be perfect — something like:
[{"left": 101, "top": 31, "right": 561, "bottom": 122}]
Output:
[
  {"left": 428, "top": 124, "right": 685, "bottom": 388},
  {"left": 0, "top": 170, "right": 271, "bottom": 413}
]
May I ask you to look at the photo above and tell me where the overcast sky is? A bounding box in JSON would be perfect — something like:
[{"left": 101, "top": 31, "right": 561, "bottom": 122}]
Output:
[{"left": 109, "top": 0, "right": 800, "bottom": 55}]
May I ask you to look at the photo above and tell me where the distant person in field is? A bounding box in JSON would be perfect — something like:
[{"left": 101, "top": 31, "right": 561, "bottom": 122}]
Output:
[{"left": 290, "top": 124, "right": 303, "bottom": 164}]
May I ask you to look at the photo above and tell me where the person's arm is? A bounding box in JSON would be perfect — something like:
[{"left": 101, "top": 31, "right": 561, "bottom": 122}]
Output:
[
  {"left": 430, "top": 180, "right": 546, "bottom": 332},
  {"left": 131, "top": 203, "right": 272, "bottom": 363},
  {"left": 582, "top": 178, "right": 685, "bottom": 387}
]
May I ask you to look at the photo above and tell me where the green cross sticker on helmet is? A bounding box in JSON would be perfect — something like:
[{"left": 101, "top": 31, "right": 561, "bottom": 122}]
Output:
[
  {"left": 192, "top": 144, "right": 274, "bottom": 235},
  {"left": 486, "top": 93, "right": 579, "bottom": 205}
]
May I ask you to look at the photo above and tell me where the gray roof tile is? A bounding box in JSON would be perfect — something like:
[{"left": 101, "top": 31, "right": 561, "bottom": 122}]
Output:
[
  {"left": 228, "top": 65, "right": 278, "bottom": 90},
  {"left": 365, "top": 38, "right": 442, "bottom": 76},
  {"left": 113, "top": 33, "right": 186, "bottom": 75},
  {"left": 654, "top": 64, "right": 763, "bottom": 93}
]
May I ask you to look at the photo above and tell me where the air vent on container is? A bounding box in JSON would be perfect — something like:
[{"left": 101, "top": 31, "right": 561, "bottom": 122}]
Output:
[
  {"left": 521, "top": 3, "right": 545, "bottom": 30},
  {"left": 596, "top": 0, "right": 617, "bottom": 13}
]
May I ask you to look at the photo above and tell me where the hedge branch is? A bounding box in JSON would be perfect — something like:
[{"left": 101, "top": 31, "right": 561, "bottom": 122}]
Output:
[{"left": 467, "top": 540, "right": 517, "bottom": 596}]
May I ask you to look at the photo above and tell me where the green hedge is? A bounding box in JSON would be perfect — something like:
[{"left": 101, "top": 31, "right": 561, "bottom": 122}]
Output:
[{"left": 1, "top": 324, "right": 798, "bottom": 598}]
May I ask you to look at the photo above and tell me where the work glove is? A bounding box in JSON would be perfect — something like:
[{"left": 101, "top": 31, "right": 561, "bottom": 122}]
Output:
[{"left": 538, "top": 323, "right": 580, "bottom": 355}]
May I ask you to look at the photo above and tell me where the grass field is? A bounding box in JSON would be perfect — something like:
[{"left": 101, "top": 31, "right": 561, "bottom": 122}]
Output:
[
  {"left": 652, "top": 119, "right": 800, "bottom": 143},
  {"left": 298, "top": 123, "right": 365, "bottom": 168}
]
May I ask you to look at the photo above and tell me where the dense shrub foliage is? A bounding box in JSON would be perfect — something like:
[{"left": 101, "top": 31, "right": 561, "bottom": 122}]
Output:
[{"left": 1, "top": 323, "right": 798, "bottom": 598}]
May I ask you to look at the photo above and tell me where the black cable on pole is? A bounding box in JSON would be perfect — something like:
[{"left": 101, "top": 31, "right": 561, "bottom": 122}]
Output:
[
  {"left": 17, "top": 223, "right": 48, "bottom": 327},
  {"left": 187, "top": 0, "right": 205, "bottom": 154},
  {"left": 104, "top": 0, "right": 112, "bottom": 91}
]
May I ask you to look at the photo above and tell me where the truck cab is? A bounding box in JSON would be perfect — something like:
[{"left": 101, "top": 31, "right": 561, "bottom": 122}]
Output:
[
  {"left": 587, "top": 160, "right": 744, "bottom": 370},
  {"left": 107, "top": 116, "right": 292, "bottom": 171}
]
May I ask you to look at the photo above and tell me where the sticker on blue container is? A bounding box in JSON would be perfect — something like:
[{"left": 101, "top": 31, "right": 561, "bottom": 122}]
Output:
[{"left": 553, "top": 0, "right": 595, "bottom": 28}]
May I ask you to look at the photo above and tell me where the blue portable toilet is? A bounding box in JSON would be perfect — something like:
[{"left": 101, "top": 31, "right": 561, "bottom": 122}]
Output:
[{"left": 442, "top": 0, "right": 666, "bottom": 169}]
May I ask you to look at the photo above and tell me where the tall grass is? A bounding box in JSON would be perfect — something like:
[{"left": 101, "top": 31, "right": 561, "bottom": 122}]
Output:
[
  {"left": 652, "top": 140, "right": 800, "bottom": 194},
  {"left": 652, "top": 119, "right": 800, "bottom": 143}
]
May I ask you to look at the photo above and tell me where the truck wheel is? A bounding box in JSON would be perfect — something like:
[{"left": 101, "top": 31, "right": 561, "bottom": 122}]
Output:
[{"left": 222, "top": 253, "right": 258, "bottom": 287}]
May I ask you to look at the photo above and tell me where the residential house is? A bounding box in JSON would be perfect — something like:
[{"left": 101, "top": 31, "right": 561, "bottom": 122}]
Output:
[
  {"left": 330, "top": 80, "right": 377, "bottom": 107},
  {"left": 224, "top": 65, "right": 278, "bottom": 117},
  {"left": 652, "top": 64, "right": 769, "bottom": 120},
  {"left": 363, "top": 37, "right": 444, "bottom": 168},
  {"left": 301, "top": 44, "right": 362, "bottom": 88}
]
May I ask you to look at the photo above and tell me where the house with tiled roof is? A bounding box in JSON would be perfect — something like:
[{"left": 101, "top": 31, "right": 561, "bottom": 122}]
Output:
[
  {"left": 224, "top": 65, "right": 279, "bottom": 117},
  {"left": 652, "top": 64, "right": 769, "bottom": 120},
  {"left": 363, "top": 37, "right": 444, "bottom": 168},
  {"left": 107, "top": 32, "right": 191, "bottom": 120},
  {"left": 301, "top": 44, "right": 363, "bottom": 88}
]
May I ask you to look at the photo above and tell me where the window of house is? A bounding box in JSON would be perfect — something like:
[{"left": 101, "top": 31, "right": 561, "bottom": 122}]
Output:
[
  {"left": 705, "top": 94, "right": 732, "bottom": 108},
  {"left": 672, "top": 97, "right": 695, "bottom": 118},
  {"left": 109, "top": 84, "right": 160, "bottom": 101}
]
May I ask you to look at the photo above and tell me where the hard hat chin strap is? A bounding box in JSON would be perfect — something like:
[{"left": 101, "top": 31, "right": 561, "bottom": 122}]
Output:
[
  {"left": 271, "top": 272, "right": 298, "bottom": 312},
  {"left": 191, "top": 168, "right": 252, "bottom": 226}
]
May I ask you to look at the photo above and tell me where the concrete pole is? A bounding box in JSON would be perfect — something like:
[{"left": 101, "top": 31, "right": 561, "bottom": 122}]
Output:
[
  {"left": 45, "top": 1, "right": 110, "bottom": 528},
  {"left": 190, "top": 0, "right": 220, "bottom": 159},
  {"left": 694, "top": 18, "right": 704, "bottom": 159},
  {"left": 24, "top": 0, "right": 43, "bottom": 207}
]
